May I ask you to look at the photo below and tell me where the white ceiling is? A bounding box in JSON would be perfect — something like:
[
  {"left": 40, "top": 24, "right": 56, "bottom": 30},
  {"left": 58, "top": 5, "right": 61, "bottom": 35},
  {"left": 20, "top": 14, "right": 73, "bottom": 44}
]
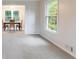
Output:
[
  {"left": 3, "top": 0, "right": 26, "bottom": 2},
  {"left": 2, "top": 0, "right": 41, "bottom": 5},
  {"left": 2, "top": 0, "right": 40, "bottom": 2}
]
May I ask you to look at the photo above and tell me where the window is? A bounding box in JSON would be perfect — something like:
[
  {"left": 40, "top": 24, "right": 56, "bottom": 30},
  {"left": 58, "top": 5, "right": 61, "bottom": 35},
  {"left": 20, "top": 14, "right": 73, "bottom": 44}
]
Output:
[
  {"left": 13, "top": 11, "right": 19, "bottom": 21},
  {"left": 5, "top": 11, "right": 19, "bottom": 22},
  {"left": 5, "top": 11, "right": 11, "bottom": 21},
  {"left": 47, "top": 0, "right": 58, "bottom": 31}
]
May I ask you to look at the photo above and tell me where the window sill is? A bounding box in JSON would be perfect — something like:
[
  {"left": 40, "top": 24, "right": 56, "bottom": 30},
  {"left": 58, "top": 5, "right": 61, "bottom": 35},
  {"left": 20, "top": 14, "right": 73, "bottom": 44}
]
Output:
[{"left": 46, "top": 28, "right": 58, "bottom": 34}]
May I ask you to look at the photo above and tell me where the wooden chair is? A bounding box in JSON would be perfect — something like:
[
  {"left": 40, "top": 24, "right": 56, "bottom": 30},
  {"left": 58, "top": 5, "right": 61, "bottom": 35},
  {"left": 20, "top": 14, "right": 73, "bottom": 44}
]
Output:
[
  {"left": 2, "top": 20, "right": 9, "bottom": 31},
  {"left": 16, "top": 20, "right": 22, "bottom": 31}
]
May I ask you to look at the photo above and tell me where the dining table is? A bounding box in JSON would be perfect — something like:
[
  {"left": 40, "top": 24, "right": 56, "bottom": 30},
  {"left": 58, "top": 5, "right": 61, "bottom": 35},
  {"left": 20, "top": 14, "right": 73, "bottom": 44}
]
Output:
[{"left": 3, "top": 22, "right": 21, "bottom": 31}]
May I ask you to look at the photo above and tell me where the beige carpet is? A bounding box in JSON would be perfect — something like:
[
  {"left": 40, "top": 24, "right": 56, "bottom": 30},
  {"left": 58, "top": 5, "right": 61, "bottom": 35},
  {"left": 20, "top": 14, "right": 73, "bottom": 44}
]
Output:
[{"left": 2, "top": 31, "right": 75, "bottom": 59}]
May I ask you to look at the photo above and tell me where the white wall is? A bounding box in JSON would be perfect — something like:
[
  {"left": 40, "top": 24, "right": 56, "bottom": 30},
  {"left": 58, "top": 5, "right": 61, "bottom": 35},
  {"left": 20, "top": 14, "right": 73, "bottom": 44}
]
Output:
[
  {"left": 2, "top": 0, "right": 76, "bottom": 57},
  {"left": 25, "top": 1, "right": 40, "bottom": 34},
  {"left": 2, "top": 5, "right": 25, "bottom": 30},
  {"left": 40, "top": 0, "right": 76, "bottom": 57},
  {"left": 2, "top": 1, "right": 41, "bottom": 34}
]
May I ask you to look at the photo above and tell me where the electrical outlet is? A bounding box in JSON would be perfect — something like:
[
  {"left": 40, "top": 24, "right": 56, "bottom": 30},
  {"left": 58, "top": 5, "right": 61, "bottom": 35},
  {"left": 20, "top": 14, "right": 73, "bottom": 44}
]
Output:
[
  {"left": 65, "top": 45, "right": 73, "bottom": 53},
  {"left": 70, "top": 47, "right": 73, "bottom": 52}
]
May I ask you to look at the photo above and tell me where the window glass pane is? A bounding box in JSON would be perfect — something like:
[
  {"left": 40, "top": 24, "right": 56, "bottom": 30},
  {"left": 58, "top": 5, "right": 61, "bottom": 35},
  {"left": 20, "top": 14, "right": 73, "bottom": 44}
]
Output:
[
  {"left": 5, "top": 11, "right": 11, "bottom": 21},
  {"left": 47, "top": 0, "right": 58, "bottom": 31},
  {"left": 48, "top": 16, "right": 57, "bottom": 30},
  {"left": 13, "top": 11, "right": 19, "bottom": 21}
]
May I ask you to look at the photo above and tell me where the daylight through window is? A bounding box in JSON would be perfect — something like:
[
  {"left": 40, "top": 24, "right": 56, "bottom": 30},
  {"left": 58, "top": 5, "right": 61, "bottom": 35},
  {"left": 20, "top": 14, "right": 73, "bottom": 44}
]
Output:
[
  {"left": 5, "top": 11, "right": 19, "bottom": 22},
  {"left": 47, "top": 0, "right": 58, "bottom": 31}
]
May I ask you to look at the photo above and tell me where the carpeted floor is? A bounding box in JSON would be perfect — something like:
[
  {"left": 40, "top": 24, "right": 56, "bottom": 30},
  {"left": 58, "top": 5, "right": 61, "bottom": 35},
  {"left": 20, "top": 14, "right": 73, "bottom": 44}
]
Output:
[{"left": 2, "top": 31, "right": 75, "bottom": 59}]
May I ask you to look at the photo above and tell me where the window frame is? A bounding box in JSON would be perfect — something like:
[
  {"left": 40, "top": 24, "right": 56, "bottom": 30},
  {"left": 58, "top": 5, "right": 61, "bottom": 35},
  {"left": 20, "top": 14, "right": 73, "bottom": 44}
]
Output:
[
  {"left": 13, "top": 11, "right": 19, "bottom": 21},
  {"left": 45, "top": 0, "right": 59, "bottom": 33},
  {"left": 5, "top": 10, "right": 11, "bottom": 22},
  {"left": 5, "top": 10, "right": 19, "bottom": 22}
]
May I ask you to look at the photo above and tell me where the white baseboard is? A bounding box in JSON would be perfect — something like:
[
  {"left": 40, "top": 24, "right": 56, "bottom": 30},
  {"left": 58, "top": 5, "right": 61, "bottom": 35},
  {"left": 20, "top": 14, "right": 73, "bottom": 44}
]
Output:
[
  {"left": 50, "top": 39, "right": 76, "bottom": 58},
  {"left": 40, "top": 34, "right": 76, "bottom": 58}
]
